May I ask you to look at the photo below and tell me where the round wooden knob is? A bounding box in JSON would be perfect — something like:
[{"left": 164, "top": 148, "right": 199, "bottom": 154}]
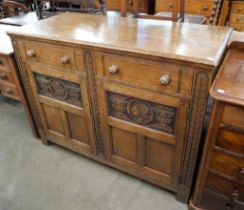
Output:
[
  {"left": 5, "top": 88, "right": 12, "bottom": 95},
  {"left": 108, "top": 64, "right": 119, "bottom": 74},
  {"left": 239, "top": 168, "right": 244, "bottom": 179},
  {"left": 202, "top": 5, "right": 209, "bottom": 11},
  {"left": 0, "top": 73, "right": 7, "bottom": 80},
  {"left": 26, "top": 49, "right": 36, "bottom": 57},
  {"left": 231, "top": 189, "right": 240, "bottom": 200},
  {"left": 60, "top": 56, "right": 70, "bottom": 64},
  {"left": 169, "top": 3, "right": 173, "bottom": 8},
  {"left": 160, "top": 75, "right": 171, "bottom": 85}
]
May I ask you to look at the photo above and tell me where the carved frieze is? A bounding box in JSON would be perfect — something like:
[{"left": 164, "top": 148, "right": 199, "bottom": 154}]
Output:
[
  {"left": 34, "top": 73, "right": 83, "bottom": 107},
  {"left": 108, "top": 92, "right": 176, "bottom": 134}
]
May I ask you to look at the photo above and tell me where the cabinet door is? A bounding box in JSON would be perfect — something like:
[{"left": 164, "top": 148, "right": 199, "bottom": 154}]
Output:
[
  {"left": 97, "top": 82, "right": 189, "bottom": 190},
  {"left": 18, "top": 43, "right": 97, "bottom": 155}
]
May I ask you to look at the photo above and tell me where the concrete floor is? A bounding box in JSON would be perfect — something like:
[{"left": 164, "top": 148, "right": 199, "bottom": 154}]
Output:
[{"left": 0, "top": 96, "right": 187, "bottom": 210}]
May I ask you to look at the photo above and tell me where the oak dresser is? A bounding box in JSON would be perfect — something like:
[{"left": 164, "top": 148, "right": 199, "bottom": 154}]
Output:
[
  {"left": 8, "top": 13, "right": 232, "bottom": 202},
  {"left": 229, "top": 1, "right": 244, "bottom": 32},
  {"left": 0, "top": 24, "right": 37, "bottom": 137},
  {"left": 189, "top": 41, "right": 244, "bottom": 210}
]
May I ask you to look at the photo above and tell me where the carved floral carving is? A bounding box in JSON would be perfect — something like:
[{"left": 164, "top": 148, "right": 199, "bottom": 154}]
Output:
[
  {"left": 34, "top": 73, "right": 82, "bottom": 107},
  {"left": 108, "top": 92, "right": 176, "bottom": 134}
]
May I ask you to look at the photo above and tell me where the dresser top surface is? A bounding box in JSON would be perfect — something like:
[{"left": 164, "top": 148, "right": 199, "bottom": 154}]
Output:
[
  {"left": 211, "top": 42, "right": 244, "bottom": 106},
  {"left": 8, "top": 13, "right": 232, "bottom": 67},
  {"left": 0, "top": 24, "right": 18, "bottom": 55}
]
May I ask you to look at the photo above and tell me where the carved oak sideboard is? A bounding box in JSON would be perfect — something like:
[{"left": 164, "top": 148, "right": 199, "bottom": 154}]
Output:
[{"left": 8, "top": 13, "right": 232, "bottom": 202}]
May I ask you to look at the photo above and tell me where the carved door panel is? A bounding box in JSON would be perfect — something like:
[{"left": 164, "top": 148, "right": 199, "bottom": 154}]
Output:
[
  {"left": 25, "top": 63, "right": 96, "bottom": 155},
  {"left": 97, "top": 82, "right": 189, "bottom": 190}
]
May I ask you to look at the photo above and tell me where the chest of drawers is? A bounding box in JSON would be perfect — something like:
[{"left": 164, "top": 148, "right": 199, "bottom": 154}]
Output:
[
  {"left": 189, "top": 41, "right": 244, "bottom": 210},
  {"left": 8, "top": 13, "right": 232, "bottom": 202},
  {"left": 0, "top": 24, "right": 38, "bottom": 137},
  {"left": 229, "top": 1, "right": 244, "bottom": 31}
]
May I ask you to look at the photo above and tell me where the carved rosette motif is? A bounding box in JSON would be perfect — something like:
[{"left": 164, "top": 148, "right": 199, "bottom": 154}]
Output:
[
  {"left": 34, "top": 73, "right": 83, "bottom": 107},
  {"left": 108, "top": 92, "right": 176, "bottom": 134}
]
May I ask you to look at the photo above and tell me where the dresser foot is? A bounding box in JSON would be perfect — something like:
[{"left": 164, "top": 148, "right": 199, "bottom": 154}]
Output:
[{"left": 38, "top": 129, "right": 49, "bottom": 145}]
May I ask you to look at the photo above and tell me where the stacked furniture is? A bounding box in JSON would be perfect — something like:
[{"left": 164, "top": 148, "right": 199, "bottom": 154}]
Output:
[
  {"left": 8, "top": 13, "right": 232, "bottom": 202},
  {"left": 189, "top": 39, "right": 244, "bottom": 210},
  {"left": 0, "top": 24, "right": 37, "bottom": 136}
]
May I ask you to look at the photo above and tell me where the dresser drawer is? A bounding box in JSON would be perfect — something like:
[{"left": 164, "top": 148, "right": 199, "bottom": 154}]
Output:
[
  {"left": 222, "top": 105, "right": 244, "bottom": 129},
  {"left": 0, "top": 82, "right": 19, "bottom": 100},
  {"left": 210, "top": 151, "right": 244, "bottom": 183},
  {"left": 23, "top": 42, "right": 77, "bottom": 70},
  {"left": 230, "top": 14, "right": 244, "bottom": 24},
  {"left": 216, "top": 127, "right": 244, "bottom": 156},
  {"left": 206, "top": 173, "right": 244, "bottom": 203},
  {"left": 232, "top": 2, "right": 244, "bottom": 14},
  {"left": 0, "top": 55, "right": 10, "bottom": 71},
  {"left": 0, "top": 69, "right": 14, "bottom": 84},
  {"left": 95, "top": 54, "right": 193, "bottom": 96}
]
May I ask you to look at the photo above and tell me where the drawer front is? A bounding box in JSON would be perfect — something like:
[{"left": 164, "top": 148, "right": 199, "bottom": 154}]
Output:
[
  {"left": 186, "top": 1, "right": 213, "bottom": 18},
  {"left": 210, "top": 151, "right": 244, "bottom": 183},
  {"left": 230, "top": 23, "right": 244, "bottom": 32},
  {"left": 230, "top": 14, "right": 244, "bottom": 24},
  {"left": 201, "top": 189, "right": 244, "bottom": 210},
  {"left": 23, "top": 42, "right": 77, "bottom": 70},
  {"left": 216, "top": 127, "right": 244, "bottom": 156},
  {"left": 0, "top": 82, "right": 19, "bottom": 100},
  {"left": 232, "top": 2, "right": 244, "bottom": 14},
  {"left": 0, "top": 55, "right": 10, "bottom": 71},
  {"left": 94, "top": 53, "right": 193, "bottom": 96},
  {"left": 156, "top": 0, "right": 173, "bottom": 12},
  {"left": 0, "top": 69, "right": 15, "bottom": 83},
  {"left": 206, "top": 173, "right": 244, "bottom": 203},
  {"left": 222, "top": 105, "right": 244, "bottom": 129}
]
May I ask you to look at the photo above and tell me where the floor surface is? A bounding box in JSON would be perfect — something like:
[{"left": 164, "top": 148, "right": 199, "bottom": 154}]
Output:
[{"left": 0, "top": 96, "right": 187, "bottom": 210}]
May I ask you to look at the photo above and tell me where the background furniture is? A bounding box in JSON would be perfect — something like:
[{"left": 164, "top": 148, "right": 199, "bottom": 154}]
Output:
[
  {"left": 0, "top": 24, "right": 38, "bottom": 137},
  {"left": 228, "top": 0, "right": 244, "bottom": 31},
  {"left": 156, "top": 0, "right": 230, "bottom": 25},
  {"left": 0, "top": 0, "right": 29, "bottom": 17},
  {"left": 9, "top": 13, "right": 232, "bottom": 203},
  {"left": 189, "top": 40, "right": 244, "bottom": 210}
]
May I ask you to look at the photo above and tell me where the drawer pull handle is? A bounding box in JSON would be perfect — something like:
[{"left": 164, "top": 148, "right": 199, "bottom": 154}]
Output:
[
  {"left": 60, "top": 56, "right": 70, "bottom": 64},
  {"left": 231, "top": 189, "right": 240, "bottom": 201},
  {"left": 160, "top": 75, "right": 171, "bottom": 85},
  {"left": 0, "top": 73, "right": 7, "bottom": 80},
  {"left": 5, "top": 88, "right": 12, "bottom": 95},
  {"left": 26, "top": 50, "right": 36, "bottom": 57},
  {"left": 108, "top": 64, "right": 119, "bottom": 74},
  {"left": 202, "top": 5, "right": 209, "bottom": 11},
  {"left": 240, "top": 168, "right": 244, "bottom": 179},
  {"left": 169, "top": 3, "right": 173, "bottom": 8}
]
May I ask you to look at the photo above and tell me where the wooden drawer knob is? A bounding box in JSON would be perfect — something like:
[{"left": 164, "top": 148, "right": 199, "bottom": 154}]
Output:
[
  {"left": 5, "top": 88, "right": 12, "bottom": 95},
  {"left": 231, "top": 189, "right": 240, "bottom": 200},
  {"left": 26, "top": 49, "right": 36, "bottom": 57},
  {"left": 108, "top": 64, "right": 119, "bottom": 74},
  {"left": 0, "top": 73, "right": 7, "bottom": 80},
  {"left": 202, "top": 5, "right": 209, "bottom": 11},
  {"left": 160, "top": 75, "right": 171, "bottom": 85},
  {"left": 60, "top": 56, "right": 70, "bottom": 64},
  {"left": 239, "top": 168, "right": 244, "bottom": 179},
  {"left": 169, "top": 3, "right": 173, "bottom": 8}
]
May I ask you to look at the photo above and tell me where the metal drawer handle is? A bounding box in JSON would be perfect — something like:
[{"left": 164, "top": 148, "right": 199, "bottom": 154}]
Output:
[
  {"left": 108, "top": 64, "right": 119, "bottom": 74},
  {"left": 160, "top": 74, "right": 171, "bottom": 85},
  {"left": 5, "top": 88, "right": 12, "bottom": 95},
  {"left": 60, "top": 56, "right": 70, "bottom": 64},
  {"left": 0, "top": 73, "right": 7, "bottom": 80},
  {"left": 26, "top": 49, "right": 36, "bottom": 57},
  {"left": 202, "top": 5, "right": 209, "bottom": 11}
]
